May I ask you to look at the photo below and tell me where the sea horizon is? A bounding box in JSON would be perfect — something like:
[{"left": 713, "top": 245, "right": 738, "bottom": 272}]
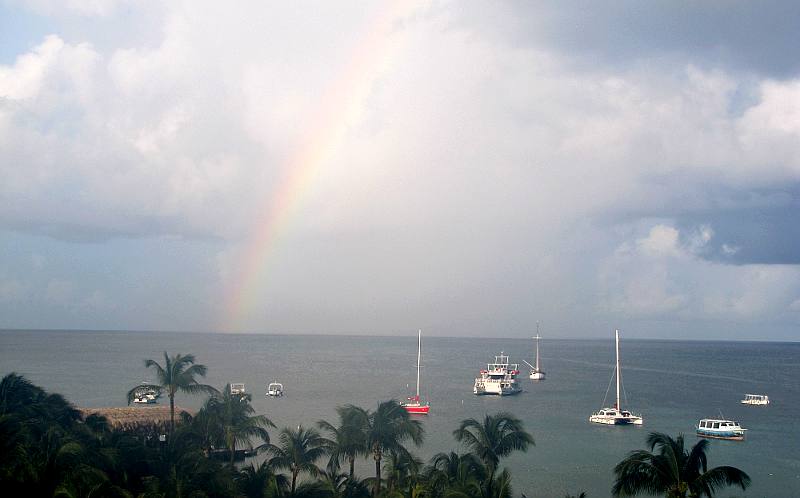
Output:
[{"left": 2, "top": 327, "right": 797, "bottom": 344}]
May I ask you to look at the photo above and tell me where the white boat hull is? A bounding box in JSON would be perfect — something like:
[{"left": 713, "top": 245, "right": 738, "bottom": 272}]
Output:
[
  {"left": 589, "top": 413, "right": 643, "bottom": 425},
  {"left": 530, "top": 371, "right": 545, "bottom": 380},
  {"left": 696, "top": 428, "right": 745, "bottom": 440},
  {"left": 473, "top": 379, "right": 522, "bottom": 395},
  {"left": 740, "top": 397, "right": 769, "bottom": 405}
]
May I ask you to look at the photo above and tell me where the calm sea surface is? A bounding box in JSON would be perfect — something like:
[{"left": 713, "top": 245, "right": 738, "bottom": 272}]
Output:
[{"left": 0, "top": 330, "right": 797, "bottom": 498}]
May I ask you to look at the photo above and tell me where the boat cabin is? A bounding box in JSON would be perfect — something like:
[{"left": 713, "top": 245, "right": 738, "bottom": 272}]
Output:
[
  {"left": 741, "top": 394, "right": 769, "bottom": 405},
  {"left": 698, "top": 419, "right": 742, "bottom": 430},
  {"left": 230, "top": 383, "right": 246, "bottom": 395}
]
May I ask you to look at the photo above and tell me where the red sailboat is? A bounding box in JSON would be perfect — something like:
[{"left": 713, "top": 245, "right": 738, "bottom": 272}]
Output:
[{"left": 402, "top": 330, "right": 430, "bottom": 414}]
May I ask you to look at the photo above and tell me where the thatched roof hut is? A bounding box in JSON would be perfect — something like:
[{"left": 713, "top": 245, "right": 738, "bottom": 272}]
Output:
[{"left": 80, "top": 405, "right": 194, "bottom": 430}]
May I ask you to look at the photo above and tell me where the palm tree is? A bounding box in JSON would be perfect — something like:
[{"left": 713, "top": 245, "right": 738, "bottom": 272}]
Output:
[
  {"left": 362, "top": 400, "right": 424, "bottom": 497},
  {"left": 424, "top": 451, "right": 486, "bottom": 498},
  {"left": 612, "top": 432, "right": 750, "bottom": 497},
  {"left": 203, "top": 383, "right": 274, "bottom": 466},
  {"left": 237, "top": 461, "right": 289, "bottom": 498},
  {"left": 318, "top": 405, "right": 368, "bottom": 480},
  {"left": 319, "top": 470, "right": 371, "bottom": 498},
  {"left": 269, "top": 425, "right": 328, "bottom": 494},
  {"left": 383, "top": 451, "right": 423, "bottom": 497},
  {"left": 482, "top": 468, "right": 514, "bottom": 498},
  {"left": 453, "top": 412, "right": 534, "bottom": 475},
  {"left": 127, "top": 352, "right": 217, "bottom": 434}
]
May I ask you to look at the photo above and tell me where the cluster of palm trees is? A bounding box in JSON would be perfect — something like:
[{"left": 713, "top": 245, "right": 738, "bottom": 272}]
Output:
[{"left": 0, "top": 351, "right": 751, "bottom": 498}]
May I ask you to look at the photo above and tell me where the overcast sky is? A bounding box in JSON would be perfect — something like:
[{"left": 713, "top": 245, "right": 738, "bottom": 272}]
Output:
[{"left": 1, "top": 0, "right": 799, "bottom": 340}]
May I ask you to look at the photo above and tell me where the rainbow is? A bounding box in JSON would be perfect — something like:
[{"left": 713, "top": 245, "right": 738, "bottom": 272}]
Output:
[{"left": 222, "top": 0, "right": 420, "bottom": 332}]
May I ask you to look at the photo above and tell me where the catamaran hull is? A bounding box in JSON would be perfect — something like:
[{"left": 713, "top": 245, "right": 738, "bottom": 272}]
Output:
[
  {"left": 473, "top": 383, "right": 522, "bottom": 396},
  {"left": 589, "top": 415, "right": 643, "bottom": 425}
]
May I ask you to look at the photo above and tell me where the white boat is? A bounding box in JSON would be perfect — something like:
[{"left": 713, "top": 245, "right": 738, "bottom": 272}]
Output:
[
  {"left": 132, "top": 384, "right": 160, "bottom": 404},
  {"left": 266, "top": 382, "right": 283, "bottom": 397},
  {"left": 696, "top": 419, "right": 747, "bottom": 440},
  {"left": 401, "top": 330, "right": 430, "bottom": 414},
  {"left": 230, "top": 383, "right": 246, "bottom": 395},
  {"left": 523, "top": 325, "right": 546, "bottom": 380},
  {"left": 473, "top": 352, "right": 522, "bottom": 396},
  {"left": 589, "top": 329, "right": 643, "bottom": 425},
  {"left": 740, "top": 394, "right": 769, "bottom": 405}
]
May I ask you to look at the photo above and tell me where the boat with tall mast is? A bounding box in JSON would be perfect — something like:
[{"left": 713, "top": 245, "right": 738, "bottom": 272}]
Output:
[
  {"left": 402, "top": 330, "right": 430, "bottom": 414},
  {"left": 589, "top": 329, "right": 642, "bottom": 425},
  {"left": 523, "top": 324, "right": 546, "bottom": 380}
]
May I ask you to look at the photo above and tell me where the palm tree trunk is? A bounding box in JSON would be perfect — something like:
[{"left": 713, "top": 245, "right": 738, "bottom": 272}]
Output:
[
  {"left": 230, "top": 439, "right": 236, "bottom": 467},
  {"left": 374, "top": 451, "right": 382, "bottom": 497},
  {"left": 169, "top": 392, "right": 175, "bottom": 435},
  {"left": 292, "top": 468, "right": 298, "bottom": 494},
  {"left": 349, "top": 455, "right": 355, "bottom": 480}
]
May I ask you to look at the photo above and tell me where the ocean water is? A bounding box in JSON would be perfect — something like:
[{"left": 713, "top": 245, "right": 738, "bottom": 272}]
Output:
[{"left": 0, "top": 330, "right": 797, "bottom": 498}]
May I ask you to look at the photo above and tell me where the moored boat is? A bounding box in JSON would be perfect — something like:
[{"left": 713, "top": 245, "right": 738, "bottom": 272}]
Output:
[
  {"left": 740, "top": 394, "right": 769, "bottom": 405},
  {"left": 266, "top": 382, "right": 283, "bottom": 397},
  {"left": 473, "top": 352, "right": 522, "bottom": 395},
  {"left": 230, "top": 383, "right": 246, "bottom": 396},
  {"left": 696, "top": 419, "right": 747, "bottom": 440},
  {"left": 589, "top": 329, "right": 643, "bottom": 425},
  {"left": 132, "top": 384, "right": 160, "bottom": 404},
  {"left": 524, "top": 325, "right": 546, "bottom": 380},
  {"left": 401, "top": 330, "right": 430, "bottom": 414}
]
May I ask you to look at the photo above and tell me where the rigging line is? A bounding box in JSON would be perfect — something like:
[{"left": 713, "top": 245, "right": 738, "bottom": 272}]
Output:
[
  {"left": 600, "top": 366, "right": 615, "bottom": 408},
  {"left": 622, "top": 379, "right": 630, "bottom": 406}
]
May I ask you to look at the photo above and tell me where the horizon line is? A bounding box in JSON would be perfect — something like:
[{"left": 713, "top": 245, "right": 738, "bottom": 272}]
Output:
[{"left": 0, "top": 327, "right": 796, "bottom": 344}]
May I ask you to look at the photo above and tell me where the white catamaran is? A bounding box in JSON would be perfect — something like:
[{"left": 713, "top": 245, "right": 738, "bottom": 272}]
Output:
[{"left": 589, "top": 329, "right": 643, "bottom": 425}]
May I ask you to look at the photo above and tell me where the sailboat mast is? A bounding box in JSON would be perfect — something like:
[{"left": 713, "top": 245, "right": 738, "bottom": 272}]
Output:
[
  {"left": 615, "top": 329, "right": 621, "bottom": 410},
  {"left": 535, "top": 322, "right": 540, "bottom": 370},
  {"left": 415, "top": 329, "right": 422, "bottom": 398}
]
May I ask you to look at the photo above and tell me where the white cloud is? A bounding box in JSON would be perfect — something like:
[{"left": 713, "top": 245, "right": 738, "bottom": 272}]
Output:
[
  {"left": 636, "top": 225, "right": 683, "bottom": 258},
  {"left": 0, "top": 278, "right": 27, "bottom": 302},
  {"left": 722, "top": 243, "right": 740, "bottom": 255},
  {"left": 9, "top": 0, "right": 128, "bottom": 17},
  {"left": 44, "top": 279, "right": 75, "bottom": 303},
  {"left": 2, "top": 1, "right": 800, "bottom": 335},
  {"left": 598, "top": 223, "right": 800, "bottom": 322}
]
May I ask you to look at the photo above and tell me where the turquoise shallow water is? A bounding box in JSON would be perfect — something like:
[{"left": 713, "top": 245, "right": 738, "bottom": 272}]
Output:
[{"left": 0, "top": 330, "right": 797, "bottom": 498}]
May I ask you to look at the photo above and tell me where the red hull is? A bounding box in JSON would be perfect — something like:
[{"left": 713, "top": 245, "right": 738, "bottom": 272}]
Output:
[{"left": 402, "top": 404, "right": 430, "bottom": 414}]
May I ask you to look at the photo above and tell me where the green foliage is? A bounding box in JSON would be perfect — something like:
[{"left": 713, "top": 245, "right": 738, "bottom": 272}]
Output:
[
  {"left": 612, "top": 432, "right": 750, "bottom": 497},
  {"left": 318, "top": 405, "right": 369, "bottom": 479},
  {"left": 200, "top": 383, "right": 274, "bottom": 466},
  {"left": 360, "top": 400, "right": 425, "bottom": 497},
  {"left": 129, "top": 352, "right": 218, "bottom": 434},
  {"left": 6, "top": 369, "right": 752, "bottom": 498},
  {"left": 452, "top": 413, "right": 534, "bottom": 474},
  {"left": 268, "top": 425, "right": 328, "bottom": 494}
]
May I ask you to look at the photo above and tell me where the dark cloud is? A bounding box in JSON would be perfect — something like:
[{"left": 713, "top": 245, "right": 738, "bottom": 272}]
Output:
[
  {"left": 455, "top": 1, "right": 800, "bottom": 77},
  {"left": 677, "top": 193, "right": 800, "bottom": 265}
]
